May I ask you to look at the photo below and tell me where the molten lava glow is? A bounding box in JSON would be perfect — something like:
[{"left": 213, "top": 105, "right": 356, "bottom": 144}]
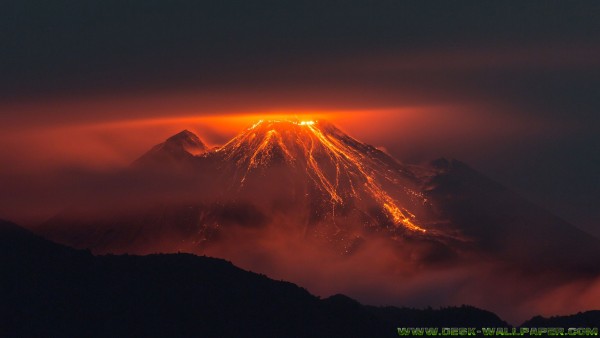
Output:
[
  {"left": 220, "top": 120, "right": 426, "bottom": 233},
  {"left": 303, "top": 122, "right": 425, "bottom": 233}
]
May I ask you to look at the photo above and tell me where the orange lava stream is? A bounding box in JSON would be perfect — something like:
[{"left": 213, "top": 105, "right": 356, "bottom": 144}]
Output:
[
  {"left": 304, "top": 123, "right": 426, "bottom": 233},
  {"left": 219, "top": 120, "right": 426, "bottom": 233}
]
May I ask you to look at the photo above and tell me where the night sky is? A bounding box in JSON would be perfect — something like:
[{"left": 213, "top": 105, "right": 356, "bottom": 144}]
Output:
[{"left": 1, "top": 1, "right": 599, "bottom": 236}]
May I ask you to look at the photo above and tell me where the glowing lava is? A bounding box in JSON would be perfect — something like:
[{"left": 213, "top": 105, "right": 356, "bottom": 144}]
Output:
[{"left": 218, "top": 120, "right": 427, "bottom": 233}]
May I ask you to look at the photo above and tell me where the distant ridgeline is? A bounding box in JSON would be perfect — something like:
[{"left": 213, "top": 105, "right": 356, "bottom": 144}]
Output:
[{"left": 1, "top": 220, "right": 598, "bottom": 338}]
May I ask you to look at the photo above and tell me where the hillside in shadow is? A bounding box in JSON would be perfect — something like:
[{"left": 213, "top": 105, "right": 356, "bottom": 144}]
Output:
[{"left": 1, "top": 219, "right": 596, "bottom": 337}]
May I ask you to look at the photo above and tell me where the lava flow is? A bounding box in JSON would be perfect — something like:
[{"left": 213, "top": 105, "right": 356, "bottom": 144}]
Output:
[{"left": 217, "top": 120, "right": 427, "bottom": 233}]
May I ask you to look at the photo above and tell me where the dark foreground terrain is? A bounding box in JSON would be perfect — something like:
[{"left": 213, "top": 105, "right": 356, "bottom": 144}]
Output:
[{"left": 1, "top": 220, "right": 597, "bottom": 337}]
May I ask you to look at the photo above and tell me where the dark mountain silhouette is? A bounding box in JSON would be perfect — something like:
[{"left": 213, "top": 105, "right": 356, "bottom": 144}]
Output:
[
  {"left": 1, "top": 219, "right": 513, "bottom": 337},
  {"left": 425, "top": 158, "right": 600, "bottom": 274},
  {"left": 521, "top": 311, "right": 600, "bottom": 327},
  {"left": 368, "top": 303, "right": 507, "bottom": 327}
]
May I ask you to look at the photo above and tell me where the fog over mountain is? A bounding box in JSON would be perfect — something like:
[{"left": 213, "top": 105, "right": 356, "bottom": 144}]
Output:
[{"left": 35, "top": 121, "right": 600, "bottom": 323}]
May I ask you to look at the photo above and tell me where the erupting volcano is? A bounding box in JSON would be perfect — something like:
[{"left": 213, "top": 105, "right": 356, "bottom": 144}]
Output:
[
  {"left": 39, "top": 119, "right": 600, "bottom": 279},
  {"left": 42, "top": 119, "right": 457, "bottom": 255},
  {"left": 5, "top": 1, "right": 600, "bottom": 331},
  {"left": 32, "top": 119, "right": 600, "bottom": 321},
  {"left": 218, "top": 120, "right": 428, "bottom": 232}
]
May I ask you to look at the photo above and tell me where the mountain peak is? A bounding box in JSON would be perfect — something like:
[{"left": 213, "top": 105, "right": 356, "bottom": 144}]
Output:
[
  {"left": 168, "top": 129, "right": 199, "bottom": 141},
  {"left": 134, "top": 130, "right": 207, "bottom": 166},
  {"left": 243, "top": 119, "right": 326, "bottom": 133},
  {"left": 217, "top": 119, "right": 428, "bottom": 233},
  {"left": 165, "top": 129, "right": 207, "bottom": 153}
]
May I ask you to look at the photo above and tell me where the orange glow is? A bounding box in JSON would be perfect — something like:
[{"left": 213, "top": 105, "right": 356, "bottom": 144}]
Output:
[
  {"left": 0, "top": 102, "right": 560, "bottom": 179},
  {"left": 218, "top": 119, "right": 426, "bottom": 233},
  {"left": 303, "top": 121, "right": 425, "bottom": 233}
]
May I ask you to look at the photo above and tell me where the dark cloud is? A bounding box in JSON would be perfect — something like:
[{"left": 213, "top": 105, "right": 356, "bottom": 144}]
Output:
[{"left": 3, "top": 1, "right": 600, "bottom": 97}]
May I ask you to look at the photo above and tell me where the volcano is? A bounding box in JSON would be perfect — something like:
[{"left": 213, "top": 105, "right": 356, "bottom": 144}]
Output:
[
  {"left": 219, "top": 120, "right": 427, "bottom": 231},
  {"left": 39, "top": 120, "right": 600, "bottom": 273}
]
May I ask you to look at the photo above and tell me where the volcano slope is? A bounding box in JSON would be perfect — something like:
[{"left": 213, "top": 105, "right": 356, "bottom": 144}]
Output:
[
  {"left": 41, "top": 120, "right": 460, "bottom": 256},
  {"left": 37, "top": 120, "right": 600, "bottom": 321}
]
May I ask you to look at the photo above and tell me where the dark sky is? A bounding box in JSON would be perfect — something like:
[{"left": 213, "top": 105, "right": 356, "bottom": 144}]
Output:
[{"left": 1, "top": 1, "right": 599, "bottom": 235}]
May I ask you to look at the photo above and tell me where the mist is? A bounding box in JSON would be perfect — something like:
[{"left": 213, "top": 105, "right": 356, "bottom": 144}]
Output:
[
  {"left": 195, "top": 213, "right": 600, "bottom": 324},
  {"left": 5, "top": 150, "right": 595, "bottom": 325}
]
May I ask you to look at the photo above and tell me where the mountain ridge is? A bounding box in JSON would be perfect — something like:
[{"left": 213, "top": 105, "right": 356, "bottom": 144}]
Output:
[
  {"left": 41, "top": 122, "right": 600, "bottom": 269},
  {"left": 33, "top": 121, "right": 600, "bottom": 322},
  {"left": 2, "top": 219, "right": 598, "bottom": 336},
  {"left": 38, "top": 121, "right": 600, "bottom": 268},
  {"left": 1, "top": 219, "right": 510, "bottom": 337}
]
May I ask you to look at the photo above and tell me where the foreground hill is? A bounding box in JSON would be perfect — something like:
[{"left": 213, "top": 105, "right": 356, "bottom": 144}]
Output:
[
  {"left": 521, "top": 311, "right": 600, "bottom": 327},
  {"left": 2, "top": 220, "right": 598, "bottom": 337},
  {"left": 1, "top": 219, "right": 508, "bottom": 337}
]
